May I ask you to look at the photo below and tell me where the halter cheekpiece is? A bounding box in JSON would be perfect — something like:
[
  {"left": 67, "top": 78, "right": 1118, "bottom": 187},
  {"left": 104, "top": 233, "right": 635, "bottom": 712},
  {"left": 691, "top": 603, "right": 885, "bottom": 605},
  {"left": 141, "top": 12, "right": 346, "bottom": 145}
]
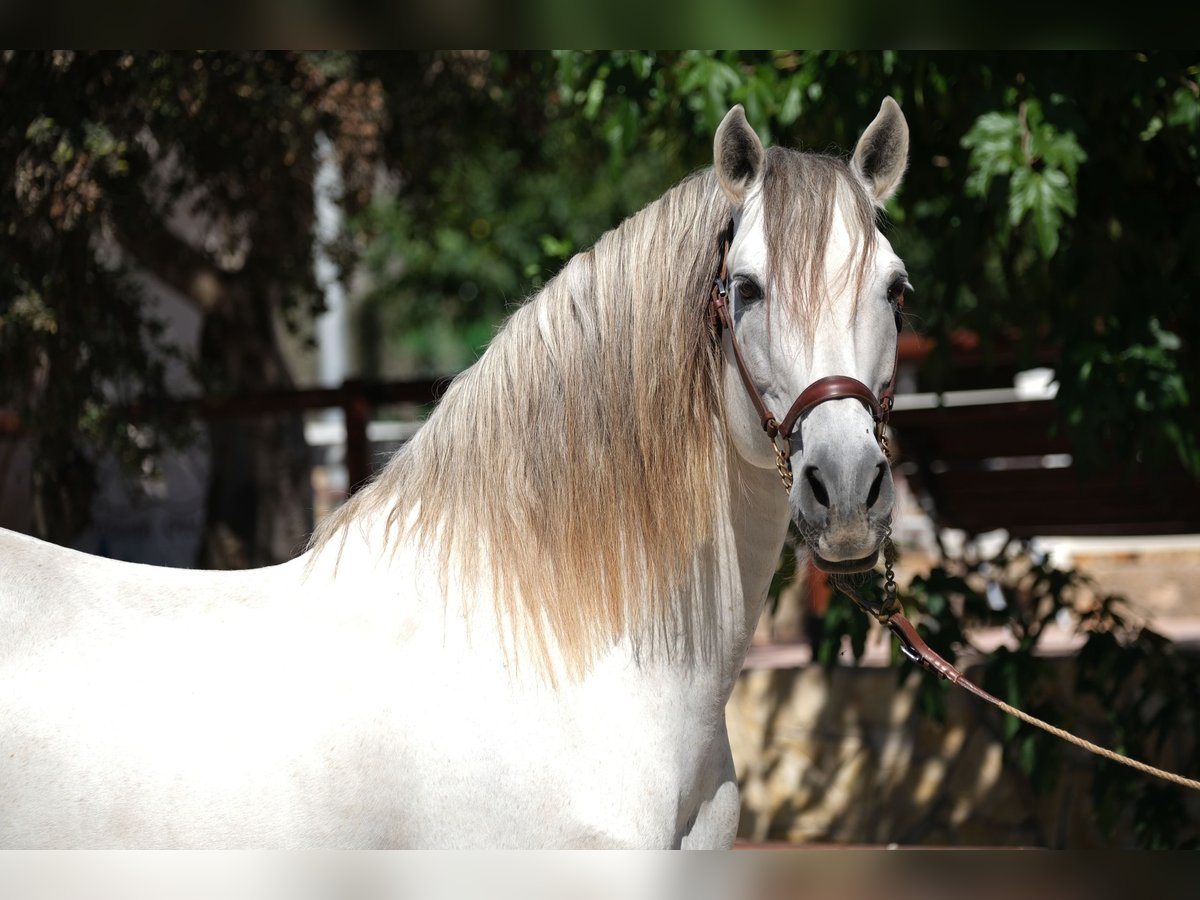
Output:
[{"left": 708, "top": 220, "right": 898, "bottom": 491}]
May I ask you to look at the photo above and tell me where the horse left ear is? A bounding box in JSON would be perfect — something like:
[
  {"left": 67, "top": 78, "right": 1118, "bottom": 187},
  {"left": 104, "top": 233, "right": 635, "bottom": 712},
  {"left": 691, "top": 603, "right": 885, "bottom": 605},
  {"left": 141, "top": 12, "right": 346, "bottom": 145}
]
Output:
[
  {"left": 852, "top": 97, "right": 909, "bottom": 206},
  {"left": 714, "top": 105, "right": 765, "bottom": 206}
]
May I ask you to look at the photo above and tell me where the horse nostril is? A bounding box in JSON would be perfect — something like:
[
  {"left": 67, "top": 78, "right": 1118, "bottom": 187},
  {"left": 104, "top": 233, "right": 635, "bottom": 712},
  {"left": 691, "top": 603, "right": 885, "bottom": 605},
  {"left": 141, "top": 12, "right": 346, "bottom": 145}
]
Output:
[
  {"left": 865, "top": 462, "right": 886, "bottom": 510},
  {"left": 804, "top": 466, "right": 830, "bottom": 508}
]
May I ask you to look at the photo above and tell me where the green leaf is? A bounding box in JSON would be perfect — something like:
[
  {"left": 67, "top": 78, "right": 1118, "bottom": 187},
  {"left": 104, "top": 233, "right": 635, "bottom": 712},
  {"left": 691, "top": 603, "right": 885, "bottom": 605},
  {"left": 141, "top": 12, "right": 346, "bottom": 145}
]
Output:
[
  {"left": 538, "top": 234, "right": 573, "bottom": 258},
  {"left": 24, "top": 115, "right": 57, "bottom": 143},
  {"left": 963, "top": 98, "right": 1085, "bottom": 259},
  {"left": 1007, "top": 160, "right": 1075, "bottom": 258},
  {"left": 629, "top": 51, "right": 654, "bottom": 80},
  {"left": 1037, "top": 128, "right": 1087, "bottom": 180},
  {"left": 962, "top": 111, "right": 1022, "bottom": 198},
  {"left": 1031, "top": 184, "right": 1063, "bottom": 258},
  {"left": 1166, "top": 85, "right": 1200, "bottom": 131},
  {"left": 583, "top": 77, "right": 606, "bottom": 121},
  {"left": 1007, "top": 166, "right": 1037, "bottom": 226},
  {"left": 779, "top": 82, "right": 803, "bottom": 125}
]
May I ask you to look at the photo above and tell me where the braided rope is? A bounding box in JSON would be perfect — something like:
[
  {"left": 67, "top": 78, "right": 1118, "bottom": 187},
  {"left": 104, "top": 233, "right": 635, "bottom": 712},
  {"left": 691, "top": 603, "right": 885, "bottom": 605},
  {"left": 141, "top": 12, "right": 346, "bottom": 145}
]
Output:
[
  {"left": 837, "top": 551, "right": 1200, "bottom": 791},
  {"left": 840, "top": 435, "right": 1198, "bottom": 789},
  {"left": 884, "top": 609, "right": 1200, "bottom": 792},
  {"left": 990, "top": 685, "right": 1200, "bottom": 791}
]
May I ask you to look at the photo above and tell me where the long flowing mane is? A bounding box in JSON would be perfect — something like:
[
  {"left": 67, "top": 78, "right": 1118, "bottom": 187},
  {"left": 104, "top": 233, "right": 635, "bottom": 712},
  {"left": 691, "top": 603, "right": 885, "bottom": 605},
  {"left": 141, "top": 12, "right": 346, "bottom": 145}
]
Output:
[{"left": 310, "top": 150, "right": 876, "bottom": 676}]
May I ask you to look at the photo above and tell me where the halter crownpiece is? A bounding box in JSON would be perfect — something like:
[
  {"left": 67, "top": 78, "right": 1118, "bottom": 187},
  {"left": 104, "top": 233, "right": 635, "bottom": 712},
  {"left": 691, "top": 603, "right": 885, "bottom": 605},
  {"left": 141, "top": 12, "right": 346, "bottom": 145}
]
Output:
[{"left": 709, "top": 221, "right": 899, "bottom": 491}]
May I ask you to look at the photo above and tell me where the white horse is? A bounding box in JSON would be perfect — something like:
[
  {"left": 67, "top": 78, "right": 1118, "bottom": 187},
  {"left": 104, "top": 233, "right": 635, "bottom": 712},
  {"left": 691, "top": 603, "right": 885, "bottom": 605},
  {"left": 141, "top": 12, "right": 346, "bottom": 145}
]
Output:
[{"left": 0, "top": 100, "right": 910, "bottom": 848}]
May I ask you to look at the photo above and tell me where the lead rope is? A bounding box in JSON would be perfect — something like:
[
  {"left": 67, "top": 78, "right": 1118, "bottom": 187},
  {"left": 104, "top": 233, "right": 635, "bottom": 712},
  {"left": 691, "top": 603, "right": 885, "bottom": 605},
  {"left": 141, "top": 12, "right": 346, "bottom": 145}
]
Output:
[
  {"left": 856, "top": 534, "right": 1200, "bottom": 792},
  {"left": 854, "top": 423, "right": 1200, "bottom": 791}
]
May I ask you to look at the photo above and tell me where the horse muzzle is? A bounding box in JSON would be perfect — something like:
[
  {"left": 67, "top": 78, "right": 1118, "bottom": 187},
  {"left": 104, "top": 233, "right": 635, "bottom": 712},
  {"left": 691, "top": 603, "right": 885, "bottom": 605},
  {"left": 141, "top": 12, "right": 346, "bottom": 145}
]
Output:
[{"left": 793, "top": 443, "right": 894, "bottom": 574}]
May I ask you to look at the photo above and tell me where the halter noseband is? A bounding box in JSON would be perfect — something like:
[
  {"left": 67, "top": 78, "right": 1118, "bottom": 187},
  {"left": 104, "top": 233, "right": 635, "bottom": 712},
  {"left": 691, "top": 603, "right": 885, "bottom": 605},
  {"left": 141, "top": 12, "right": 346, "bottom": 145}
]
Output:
[{"left": 708, "top": 221, "right": 898, "bottom": 491}]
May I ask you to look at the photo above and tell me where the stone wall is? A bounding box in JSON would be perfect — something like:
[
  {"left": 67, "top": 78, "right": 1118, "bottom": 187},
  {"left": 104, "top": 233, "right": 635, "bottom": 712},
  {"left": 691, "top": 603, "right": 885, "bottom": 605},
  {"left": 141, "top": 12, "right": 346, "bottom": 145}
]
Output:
[{"left": 726, "top": 658, "right": 1200, "bottom": 847}]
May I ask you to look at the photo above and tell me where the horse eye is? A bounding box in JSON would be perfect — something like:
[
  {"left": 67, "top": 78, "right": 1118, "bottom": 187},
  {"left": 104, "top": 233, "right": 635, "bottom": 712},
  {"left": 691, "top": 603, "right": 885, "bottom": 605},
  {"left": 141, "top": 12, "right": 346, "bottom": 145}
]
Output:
[
  {"left": 887, "top": 278, "right": 911, "bottom": 309},
  {"left": 888, "top": 278, "right": 912, "bottom": 331},
  {"left": 735, "top": 277, "right": 763, "bottom": 303}
]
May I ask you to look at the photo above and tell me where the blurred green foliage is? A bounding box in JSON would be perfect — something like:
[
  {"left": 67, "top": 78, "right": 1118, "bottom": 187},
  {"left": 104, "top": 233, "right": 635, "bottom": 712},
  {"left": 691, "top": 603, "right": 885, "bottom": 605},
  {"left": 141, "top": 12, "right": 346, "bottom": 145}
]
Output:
[
  {"left": 351, "top": 51, "right": 1200, "bottom": 479},
  {"left": 962, "top": 98, "right": 1087, "bottom": 258},
  {"left": 1, "top": 51, "right": 377, "bottom": 539},
  {"left": 7, "top": 51, "right": 1197, "bottom": 485}
]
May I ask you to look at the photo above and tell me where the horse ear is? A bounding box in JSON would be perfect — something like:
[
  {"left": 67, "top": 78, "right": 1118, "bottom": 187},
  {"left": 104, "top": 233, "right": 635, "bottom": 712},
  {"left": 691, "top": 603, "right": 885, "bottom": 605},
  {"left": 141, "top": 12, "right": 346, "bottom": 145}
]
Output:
[
  {"left": 851, "top": 97, "right": 909, "bottom": 206},
  {"left": 713, "top": 105, "right": 765, "bottom": 205}
]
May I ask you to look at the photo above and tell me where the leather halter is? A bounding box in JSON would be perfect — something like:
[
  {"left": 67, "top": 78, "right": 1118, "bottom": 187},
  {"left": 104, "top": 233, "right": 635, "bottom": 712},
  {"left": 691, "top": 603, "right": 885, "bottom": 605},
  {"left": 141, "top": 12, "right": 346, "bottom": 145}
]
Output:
[{"left": 708, "top": 221, "right": 898, "bottom": 491}]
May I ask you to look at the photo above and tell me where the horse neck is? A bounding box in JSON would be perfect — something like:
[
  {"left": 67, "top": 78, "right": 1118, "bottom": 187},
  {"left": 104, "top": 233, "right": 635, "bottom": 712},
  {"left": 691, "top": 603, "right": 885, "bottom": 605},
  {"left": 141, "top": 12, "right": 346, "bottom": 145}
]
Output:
[
  {"left": 298, "top": 423, "right": 790, "bottom": 696},
  {"left": 702, "top": 448, "right": 792, "bottom": 697}
]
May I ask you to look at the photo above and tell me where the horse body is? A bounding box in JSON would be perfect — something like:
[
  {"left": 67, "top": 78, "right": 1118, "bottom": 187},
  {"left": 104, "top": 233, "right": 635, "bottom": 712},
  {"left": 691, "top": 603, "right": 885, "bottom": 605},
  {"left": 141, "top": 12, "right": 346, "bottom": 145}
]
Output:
[
  {"left": 0, "top": 101, "right": 909, "bottom": 847},
  {"left": 0, "top": 461, "right": 784, "bottom": 848}
]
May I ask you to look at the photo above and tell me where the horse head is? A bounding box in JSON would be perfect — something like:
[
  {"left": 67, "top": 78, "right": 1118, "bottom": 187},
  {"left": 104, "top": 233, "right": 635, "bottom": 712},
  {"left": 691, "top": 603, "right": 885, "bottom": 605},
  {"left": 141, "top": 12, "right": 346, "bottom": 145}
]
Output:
[{"left": 712, "top": 99, "right": 910, "bottom": 573}]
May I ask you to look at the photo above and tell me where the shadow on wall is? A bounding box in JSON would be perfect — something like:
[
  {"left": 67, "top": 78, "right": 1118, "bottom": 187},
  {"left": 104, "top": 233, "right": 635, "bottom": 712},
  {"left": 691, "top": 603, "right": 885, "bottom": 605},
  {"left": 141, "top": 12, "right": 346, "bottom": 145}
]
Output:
[{"left": 727, "top": 657, "right": 1200, "bottom": 848}]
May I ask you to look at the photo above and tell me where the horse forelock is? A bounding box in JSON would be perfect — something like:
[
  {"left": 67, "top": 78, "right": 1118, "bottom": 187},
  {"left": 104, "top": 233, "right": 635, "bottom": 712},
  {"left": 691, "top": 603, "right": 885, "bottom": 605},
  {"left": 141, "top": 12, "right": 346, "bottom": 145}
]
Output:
[{"left": 761, "top": 148, "right": 879, "bottom": 339}]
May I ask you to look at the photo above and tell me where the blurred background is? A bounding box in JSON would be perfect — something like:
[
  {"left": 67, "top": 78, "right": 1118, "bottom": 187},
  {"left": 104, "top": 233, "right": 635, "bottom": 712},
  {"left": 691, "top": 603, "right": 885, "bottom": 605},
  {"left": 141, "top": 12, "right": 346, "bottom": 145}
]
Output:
[{"left": 1, "top": 51, "right": 1197, "bottom": 847}]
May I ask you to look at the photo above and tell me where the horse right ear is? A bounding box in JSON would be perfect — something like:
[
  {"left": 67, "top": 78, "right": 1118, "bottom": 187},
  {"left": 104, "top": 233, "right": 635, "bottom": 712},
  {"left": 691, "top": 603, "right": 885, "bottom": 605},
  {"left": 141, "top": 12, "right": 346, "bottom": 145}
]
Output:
[
  {"left": 852, "top": 97, "right": 909, "bottom": 206},
  {"left": 714, "top": 105, "right": 765, "bottom": 206}
]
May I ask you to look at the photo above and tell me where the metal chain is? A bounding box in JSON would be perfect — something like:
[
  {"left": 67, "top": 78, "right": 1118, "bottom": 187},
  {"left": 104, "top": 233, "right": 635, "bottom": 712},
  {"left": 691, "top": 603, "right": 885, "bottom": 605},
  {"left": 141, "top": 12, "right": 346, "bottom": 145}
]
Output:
[
  {"left": 877, "top": 396, "right": 894, "bottom": 463},
  {"left": 881, "top": 531, "right": 900, "bottom": 620},
  {"left": 773, "top": 440, "right": 793, "bottom": 492}
]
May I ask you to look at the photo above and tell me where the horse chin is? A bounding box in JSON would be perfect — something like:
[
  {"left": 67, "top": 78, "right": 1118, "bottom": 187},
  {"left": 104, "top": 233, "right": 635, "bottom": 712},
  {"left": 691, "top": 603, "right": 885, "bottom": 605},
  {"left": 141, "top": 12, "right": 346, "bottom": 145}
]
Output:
[
  {"left": 808, "top": 548, "right": 880, "bottom": 574},
  {"left": 793, "top": 512, "right": 885, "bottom": 574}
]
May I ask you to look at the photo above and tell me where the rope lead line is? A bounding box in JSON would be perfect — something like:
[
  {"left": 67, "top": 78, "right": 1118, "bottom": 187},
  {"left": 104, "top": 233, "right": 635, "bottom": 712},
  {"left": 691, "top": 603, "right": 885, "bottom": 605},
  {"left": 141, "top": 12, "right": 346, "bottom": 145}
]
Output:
[
  {"left": 991, "top": 694, "right": 1200, "bottom": 791},
  {"left": 835, "top": 538, "right": 1200, "bottom": 791},
  {"left": 883, "top": 598, "right": 1200, "bottom": 792}
]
